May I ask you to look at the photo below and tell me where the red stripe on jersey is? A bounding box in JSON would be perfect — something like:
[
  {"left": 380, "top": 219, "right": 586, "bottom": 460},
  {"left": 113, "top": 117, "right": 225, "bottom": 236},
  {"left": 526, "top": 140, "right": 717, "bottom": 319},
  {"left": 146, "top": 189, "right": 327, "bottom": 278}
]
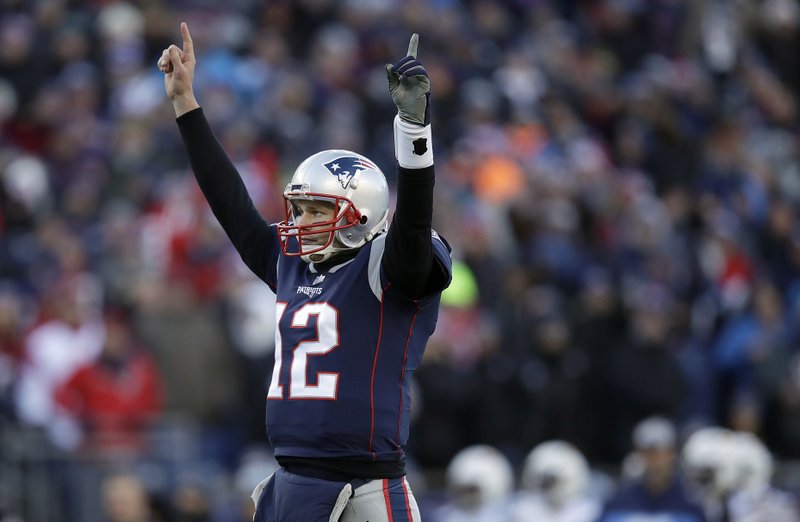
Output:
[
  {"left": 383, "top": 479, "right": 395, "bottom": 522},
  {"left": 395, "top": 312, "right": 418, "bottom": 450},
  {"left": 368, "top": 284, "right": 390, "bottom": 456}
]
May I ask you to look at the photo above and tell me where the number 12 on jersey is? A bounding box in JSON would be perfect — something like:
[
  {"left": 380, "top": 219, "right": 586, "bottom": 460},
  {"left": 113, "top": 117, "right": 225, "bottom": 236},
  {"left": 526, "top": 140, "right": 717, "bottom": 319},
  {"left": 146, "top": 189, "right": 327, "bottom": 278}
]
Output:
[{"left": 267, "top": 302, "right": 341, "bottom": 400}]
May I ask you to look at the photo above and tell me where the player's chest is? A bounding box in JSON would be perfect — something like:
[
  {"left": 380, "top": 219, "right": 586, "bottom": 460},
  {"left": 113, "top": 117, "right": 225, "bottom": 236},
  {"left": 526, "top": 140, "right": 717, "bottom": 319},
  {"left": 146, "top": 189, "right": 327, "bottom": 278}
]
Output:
[
  {"left": 270, "top": 262, "right": 381, "bottom": 379},
  {"left": 274, "top": 260, "right": 376, "bottom": 317}
]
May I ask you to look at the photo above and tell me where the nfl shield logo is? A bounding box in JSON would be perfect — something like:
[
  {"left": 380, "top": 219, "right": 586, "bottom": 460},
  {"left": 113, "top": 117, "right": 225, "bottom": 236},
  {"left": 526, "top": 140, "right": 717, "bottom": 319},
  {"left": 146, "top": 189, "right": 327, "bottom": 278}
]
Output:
[{"left": 324, "top": 157, "right": 378, "bottom": 189}]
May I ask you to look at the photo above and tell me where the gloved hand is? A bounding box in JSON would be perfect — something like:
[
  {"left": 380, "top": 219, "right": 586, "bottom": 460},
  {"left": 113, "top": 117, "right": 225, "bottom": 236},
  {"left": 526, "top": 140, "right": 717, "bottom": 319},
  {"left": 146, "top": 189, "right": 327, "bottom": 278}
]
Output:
[{"left": 386, "top": 34, "right": 431, "bottom": 126}]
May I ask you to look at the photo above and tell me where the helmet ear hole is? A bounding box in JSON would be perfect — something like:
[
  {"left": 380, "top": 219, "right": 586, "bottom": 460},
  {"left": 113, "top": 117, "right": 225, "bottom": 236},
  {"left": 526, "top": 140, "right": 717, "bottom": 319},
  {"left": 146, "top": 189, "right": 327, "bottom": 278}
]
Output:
[{"left": 359, "top": 215, "right": 368, "bottom": 225}]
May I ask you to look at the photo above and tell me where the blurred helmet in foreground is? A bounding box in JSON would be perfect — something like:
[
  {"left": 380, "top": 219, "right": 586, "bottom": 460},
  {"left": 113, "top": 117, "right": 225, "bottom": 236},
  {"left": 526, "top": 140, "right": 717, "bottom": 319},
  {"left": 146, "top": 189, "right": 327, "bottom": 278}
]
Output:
[
  {"left": 682, "top": 426, "right": 739, "bottom": 498},
  {"left": 522, "top": 440, "right": 590, "bottom": 507},
  {"left": 446, "top": 445, "right": 513, "bottom": 510}
]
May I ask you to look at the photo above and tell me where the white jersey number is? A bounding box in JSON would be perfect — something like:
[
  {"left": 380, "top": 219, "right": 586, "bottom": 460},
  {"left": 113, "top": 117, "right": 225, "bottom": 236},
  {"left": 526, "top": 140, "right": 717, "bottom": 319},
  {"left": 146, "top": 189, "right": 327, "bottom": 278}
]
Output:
[{"left": 267, "top": 302, "right": 340, "bottom": 400}]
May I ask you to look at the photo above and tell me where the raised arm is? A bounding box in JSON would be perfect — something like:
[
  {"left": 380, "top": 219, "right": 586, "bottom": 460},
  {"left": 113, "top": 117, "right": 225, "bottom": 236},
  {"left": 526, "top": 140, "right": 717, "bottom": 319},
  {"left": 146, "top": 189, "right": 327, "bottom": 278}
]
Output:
[
  {"left": 382, "top": 34, "right": 451, "bottom": 300},
  {"left": 159, "top": 23, "right": 278, "bottom": 286}
]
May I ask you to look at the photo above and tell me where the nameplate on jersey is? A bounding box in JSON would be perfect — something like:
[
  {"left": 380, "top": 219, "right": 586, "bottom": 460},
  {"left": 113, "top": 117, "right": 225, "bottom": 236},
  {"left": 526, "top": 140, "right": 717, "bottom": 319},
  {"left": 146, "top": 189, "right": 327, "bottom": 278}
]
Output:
[{"left": 297, "top": 285, "right": 323, "bottom": 298}]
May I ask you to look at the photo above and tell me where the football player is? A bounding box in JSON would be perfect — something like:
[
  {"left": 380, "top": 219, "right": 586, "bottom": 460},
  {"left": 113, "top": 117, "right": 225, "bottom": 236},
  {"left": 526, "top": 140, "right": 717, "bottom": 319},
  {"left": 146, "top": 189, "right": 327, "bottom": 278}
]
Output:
[
  {"left": 600, "top": 417, "right": 706, "bottom": 522},
  {"left": 159, "top": 23, "right": 451, "bottom": 522}
]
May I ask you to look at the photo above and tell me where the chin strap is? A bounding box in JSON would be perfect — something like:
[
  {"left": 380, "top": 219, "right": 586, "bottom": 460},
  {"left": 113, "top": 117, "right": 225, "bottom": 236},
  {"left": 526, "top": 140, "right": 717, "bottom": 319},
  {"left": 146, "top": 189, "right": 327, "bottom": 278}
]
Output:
[
  {"left": 301, "top": 248, "right": 339, "bottom": 264},
  {"left": 302, "top": 253, "right": 330, "bottom": 264},
  {"left": 303, "top": 244, "right": 363, "bottom": 265}
]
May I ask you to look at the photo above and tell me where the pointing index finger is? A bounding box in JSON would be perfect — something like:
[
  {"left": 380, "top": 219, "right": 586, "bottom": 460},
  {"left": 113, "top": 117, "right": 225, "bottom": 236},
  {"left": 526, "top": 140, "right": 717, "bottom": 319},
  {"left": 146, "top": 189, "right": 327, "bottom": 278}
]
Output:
[
  {"left": 180, "top": 22, "right": 194, "bottom": 57},
  {"left": 407, "top": 33, "right": 419, "bottom": 58}
]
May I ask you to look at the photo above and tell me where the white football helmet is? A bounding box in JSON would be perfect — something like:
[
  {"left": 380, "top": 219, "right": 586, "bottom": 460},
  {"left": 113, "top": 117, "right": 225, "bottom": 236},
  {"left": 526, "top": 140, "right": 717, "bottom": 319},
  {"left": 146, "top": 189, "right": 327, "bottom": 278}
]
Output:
[
  {"left": 682, "top": 426, "right": 739, "bottom": 499},
  {"left": 522, "top": 440, "right": 590, "bottom": 507},
  {"left": 446, "top": 445, "right": 514, "bottom": 510},
  {"left": 277, "top": 149, "right": 389, "bottom": 263}
]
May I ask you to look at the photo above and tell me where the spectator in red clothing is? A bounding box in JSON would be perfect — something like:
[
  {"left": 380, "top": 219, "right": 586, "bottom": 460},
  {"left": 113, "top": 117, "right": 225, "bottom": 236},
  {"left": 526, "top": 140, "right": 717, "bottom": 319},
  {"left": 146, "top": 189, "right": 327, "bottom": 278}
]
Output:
[{"left": 55, "top": 304, "right": 163, "bottom": 455}]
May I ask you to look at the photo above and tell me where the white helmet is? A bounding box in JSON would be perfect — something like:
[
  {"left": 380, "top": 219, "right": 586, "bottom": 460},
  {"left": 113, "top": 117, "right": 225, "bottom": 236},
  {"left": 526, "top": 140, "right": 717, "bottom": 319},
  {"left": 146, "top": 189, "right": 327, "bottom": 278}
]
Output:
[
  {"left": 278, "top": 149, "right": 389, "bottom": 263},
  {"left": 522, "top": 440, "right": 590, "bottom": 507},
  {"left": 682, "top": 426, "right": 739, "bottom": 499},
  {"left": 732, "top": 431, "right": 773, "bottom": 494},
  {"left": 446, "top": 445, "right": 513, "bottom": 510}
]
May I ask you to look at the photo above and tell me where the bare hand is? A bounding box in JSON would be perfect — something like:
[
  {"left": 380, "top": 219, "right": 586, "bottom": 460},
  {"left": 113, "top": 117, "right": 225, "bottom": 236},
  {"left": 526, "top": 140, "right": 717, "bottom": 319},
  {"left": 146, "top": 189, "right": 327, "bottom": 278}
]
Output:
[{"left": 158, "top": 22, "right": 199, "bottom": 116}]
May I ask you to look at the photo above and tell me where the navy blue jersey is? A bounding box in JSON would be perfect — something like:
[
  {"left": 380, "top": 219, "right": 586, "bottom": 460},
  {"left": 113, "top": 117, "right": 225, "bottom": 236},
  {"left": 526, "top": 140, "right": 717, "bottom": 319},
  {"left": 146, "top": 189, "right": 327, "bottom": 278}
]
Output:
[{"left": 261, "top": 229, "right": 451, "bottom": 461}]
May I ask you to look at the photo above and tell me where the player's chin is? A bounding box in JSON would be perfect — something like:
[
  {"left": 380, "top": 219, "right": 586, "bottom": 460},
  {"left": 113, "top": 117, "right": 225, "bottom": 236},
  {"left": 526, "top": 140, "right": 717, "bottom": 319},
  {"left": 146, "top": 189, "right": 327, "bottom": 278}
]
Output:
[{"left": 301, "top": 237, "right": 327, "bottom": 249}]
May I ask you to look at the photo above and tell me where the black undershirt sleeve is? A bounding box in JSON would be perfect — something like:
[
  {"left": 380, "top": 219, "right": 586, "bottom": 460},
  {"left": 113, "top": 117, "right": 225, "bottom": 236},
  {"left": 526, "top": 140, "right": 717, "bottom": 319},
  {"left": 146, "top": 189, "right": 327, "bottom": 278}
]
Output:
[
  {"left": 176, "top": 108, "right": 275, "bottom": 285},
  {"left": 382, "top": 165, "right": 448, "bottom": 300}
]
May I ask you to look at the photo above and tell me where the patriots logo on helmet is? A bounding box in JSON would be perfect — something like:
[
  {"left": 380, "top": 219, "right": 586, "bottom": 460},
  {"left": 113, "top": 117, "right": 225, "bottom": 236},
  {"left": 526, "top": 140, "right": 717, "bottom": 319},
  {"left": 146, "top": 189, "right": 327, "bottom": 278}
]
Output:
[{"left": 324, "top": 157, "right": 378, "bottom": 189}]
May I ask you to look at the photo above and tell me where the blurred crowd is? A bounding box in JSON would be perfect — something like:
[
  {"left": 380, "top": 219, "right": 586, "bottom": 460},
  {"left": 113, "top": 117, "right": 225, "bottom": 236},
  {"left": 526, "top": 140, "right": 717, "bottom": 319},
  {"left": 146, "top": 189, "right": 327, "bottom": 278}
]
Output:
[
  {"left": 430, "top": 417, "right": 800, "bottom": 521},
  {"left": 1, "top": 0, "right": 799, "bottom": 520}
]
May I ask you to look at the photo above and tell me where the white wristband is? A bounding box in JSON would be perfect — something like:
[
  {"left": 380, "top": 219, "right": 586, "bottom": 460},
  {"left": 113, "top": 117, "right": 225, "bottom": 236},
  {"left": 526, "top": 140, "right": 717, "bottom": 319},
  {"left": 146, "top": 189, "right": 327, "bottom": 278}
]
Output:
[{"left": 393, "top": 115, "right": 433, "bottom": 169}]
